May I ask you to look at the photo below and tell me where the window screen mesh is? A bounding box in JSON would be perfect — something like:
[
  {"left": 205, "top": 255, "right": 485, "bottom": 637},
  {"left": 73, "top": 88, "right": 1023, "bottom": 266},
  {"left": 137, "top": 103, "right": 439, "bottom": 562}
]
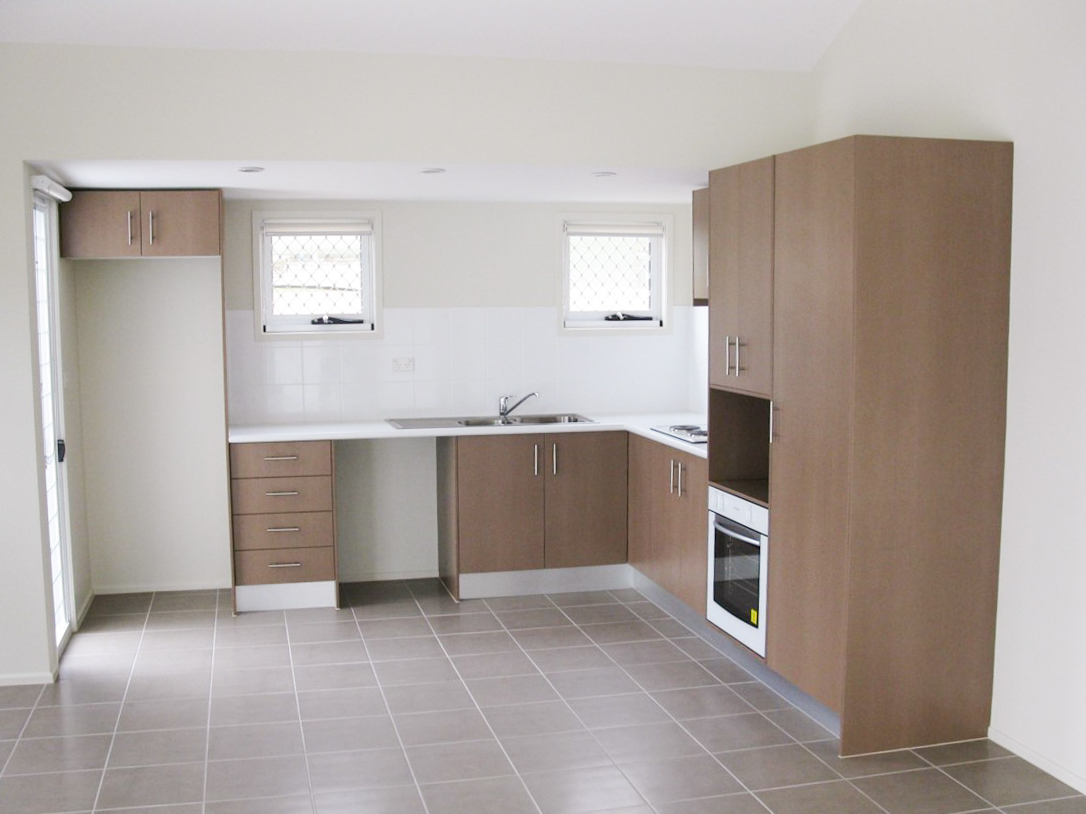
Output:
[
  {"left": 270, "top": 233, "right": 365, "bottom": 316},
  {"left": 568, "top": 234, "right": 653, "bottom": 312}
]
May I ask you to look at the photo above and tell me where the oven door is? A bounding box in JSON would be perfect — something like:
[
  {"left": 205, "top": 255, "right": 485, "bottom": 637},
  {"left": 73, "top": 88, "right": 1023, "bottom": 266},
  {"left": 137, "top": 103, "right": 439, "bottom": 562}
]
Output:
[{"left": 706, "top": 512, "right": 768, "bottom": 656}]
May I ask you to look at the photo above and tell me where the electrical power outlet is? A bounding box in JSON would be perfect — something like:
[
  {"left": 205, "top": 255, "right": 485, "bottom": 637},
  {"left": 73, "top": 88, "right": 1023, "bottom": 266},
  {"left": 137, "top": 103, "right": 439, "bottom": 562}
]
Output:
[{"left": 392, "top": 357, "right": 415, "bottom": 372}]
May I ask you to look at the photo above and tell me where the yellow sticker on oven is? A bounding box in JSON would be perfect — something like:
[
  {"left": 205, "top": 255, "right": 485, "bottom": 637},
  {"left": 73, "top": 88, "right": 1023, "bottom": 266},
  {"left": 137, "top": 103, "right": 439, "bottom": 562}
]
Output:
[{"left": 751, "top": 609, "right": 758, "bottom": 625}]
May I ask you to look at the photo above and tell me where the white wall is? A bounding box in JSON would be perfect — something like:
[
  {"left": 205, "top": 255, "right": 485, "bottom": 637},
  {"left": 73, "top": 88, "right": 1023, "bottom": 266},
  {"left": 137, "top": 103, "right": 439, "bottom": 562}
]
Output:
[
  {"left": 74, "top": 259, "right": 232, "bottom": 593},
  {"left": 812, "top": 0, "right": 1086, "bottom": 792}
]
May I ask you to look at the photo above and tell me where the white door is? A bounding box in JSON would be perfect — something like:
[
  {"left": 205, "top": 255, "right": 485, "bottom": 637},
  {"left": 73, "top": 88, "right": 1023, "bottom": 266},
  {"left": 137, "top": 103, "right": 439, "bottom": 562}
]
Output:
[{"left": 33, "top": 193, "right": 75, "bottom": 648}]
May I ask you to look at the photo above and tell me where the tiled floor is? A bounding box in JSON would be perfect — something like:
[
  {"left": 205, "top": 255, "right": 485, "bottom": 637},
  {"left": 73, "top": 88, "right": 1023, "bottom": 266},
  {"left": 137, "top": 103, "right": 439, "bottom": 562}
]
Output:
[{"left": 0, "top": 580, "right": 1082, "bottom": 814}]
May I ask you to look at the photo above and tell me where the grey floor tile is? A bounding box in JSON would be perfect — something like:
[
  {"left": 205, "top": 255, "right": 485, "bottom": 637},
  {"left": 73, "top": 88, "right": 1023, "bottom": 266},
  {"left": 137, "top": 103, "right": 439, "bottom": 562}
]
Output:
[
  {"left": 357, "top": 617, "right": 433, "bottom": 639},
  {"left": 649, "top": 618, "right": 697, "bottom": 638},
  {"left": 351, "top": 600, "right": 424, "bottom": 620},
  {"left": 467, "top": 673, "right": 559, "bottom": 707},
  {"left": 23, "top": 701, "right": 121, "bottom": 737},
  {"left": 649, "top": 685, "right": 752, "bottom": 720},
  {"left": 36, "top": 675, "right": 128, "bottom": 707},
  {"left": 483, "top": 700, "right": 586, "bottom": 738},
  {"left": 625, "top": 601, "right": 672, "bottom": 621},
  {"left": 151, "top": 590, "right": 219, "bottom": 612},
  {"left": 0, "top": 739, "right": 13, "bottom": 766},
  {"left": 0, "top": 767, "right": 102, "bottom": 814},
  {"left": 527, "top": 645, "right": 614, "bottom": 673},
  {"left": 297, "top": 687, "right": 386, "bottom": 719},
  {"left": 914, "top": 738, "right": 1013, "bottom": 766},
  {"left": 426, "top": 613, "right": 504, "bottom": 635},
  {"left": 757, "top": 779, "right": 888, "bottom": 814},
  {"left": 421, "top": 774, "right": 539, "bottom": 814},
  {"left": 672, "top": 637, "right": 726, "bottom": 660},
  {"left": 205, "top": 797, "right": 313, "bottom": 814},
  {"left": 548, "top": 591, "right": 620, "bottom": 607},
  {"left": 301, "top": 714, "right": 399, "bottom": 753},
  {"left": 307, "top": 746, "right": 414, "bottom": 792},
  {"left": 97, "top": 762, "right": 206, "bottom": 808},
  {"left": 484, "top": 595, "right": 557, "bottom": 612},
  {"left": 372, "top": 656, "right": 459, "bottom": 687},
  {"left": 438, "top": 631, "right": 520, "bottom": 656},
  {"left": 657, "top": 793, "right": 771, "bottom": 814},
  {"left": 496, "top": 608, "right": 577, "bottom": 630},
  {"left": 406, "top": 738, "right": 515, "bottom": 784},
  {"left": 212, "top": 644, "right": 291, "bottom": 671},
  {"left": 728, "top": 681, "right": 791, "bottom": 711},
  {"left": 212, "top": 666, "right": 294, "bottom": 697},
  {"left": 4, "top": 733, "right": 112, "bottom": 774},
  {"left": 1004, "top": 800, "right": 1086, "bottom": 813},
  {"left": 88, "top": 592, "right": 153, "bottom": 616},
  {"left": 393, "top": 708, "right": 494, "bottom": 747},
  {"left": 943, "top": 757, "right": 1080, "bottom": 807},
  {"left": 314, "top": 784, "right": 425, "bottom": 814},
  {"left": 118, "top": 697, "right": 210, "bottom": 731},
  {"left": 208, "top": 721, "right": 305, "bottom": 760},
  {"left": 716, "top": 743, "right": 839, "bottom": 790},
  {"left": 621, "top": 754, "right": 745, "bottom": 804},
  {"left": 686, "top": 712, "right": 793, "bottom": 753},
  {"left": 0, "top": 708, "right": 31, "bottom": 739},
  {"left": 566, "top": 693, "right": 672, "bottom": 729},
  {"left": 144, "top": 610, "right": 217, "bottom": 631},
  {"left": 126, "top": 669, "right": 212, "bottom": 701},
  {"left": 602, "top": 639, "right": 690, "bottom": 666},
  {"left": 215, "top": 610, "right": 285, "bottom": 628},
  {"left": 381, "top": 680, "right": 475, "bottom": 714},
  {"left": 623, "top": 660, "right": 721, "bottom": 691},
  {"left": 609, "top": 589, "right": 646, "bottom": 602},
  {"left": 364, "top": 636, "right": 445, "bottom": 662},
  {"left": 293, "top": 662, "right": 377, "bottom": 691},
  {"left": 852, "top": 767, "right": 991, "bottom": 814},
  {"left": 804, "top": 738, "right": 928, "bottom": 777},
  {"left": 762, "top": 708, "right": 835, "bottom": 743},
  {"left": 521, "top": 764, "right": 647, "bottom": 813},
  {"left": 417, "top": 596, "right": 489, "bottom": 616},
  {"left": 63, "top": 631, "right": 142, "bottom": 658},
  {"left": 134, "top": 647, "right": 215, "bottom": 676},
  {"left": 547, "top": 666, "right": 642, "bottom": 699},
  {"left": 592, "top": 721, "right": 708, "bottom": 764},
  {"left": 108, "top": 728, "right": 209, "bottom": 768},
  {"left": 451, "top": 650, "right": 540, "bottom": 680},
  {"left": 216, "top": 625, "right": 288, "bottom": 648},
  {"left": 204, "top": 755, "right": 311, "bottom": 801},
  {"left": 290, "top": 640, "right": 370, "bottom": 666},
  {"left": 77, "top": 613, "right": 148, "bottom": 633},
  {"left": 287, "top": 621, "right": 362, "bottom": 645},
  {"left": 581, "top": 621, "right": 664, "bottom": 645},
  {"left": 511, "top": 626, "right": 594, "bottom": 650},
  {"left": 209, "top": 692, "right": 298, "bottom": 727},
  {"left": 284, "top": 607, "right": 356, "bottom": 625},
  {"left": 697, "top": 658, "right": 755, "bottom": 684},
  {"left": 98, "top": 804, "right": 204, "bottom": 814},
  {"left": 140, "top": 628, "right": 216, "bottom": 651},
  {"left": 500, "top": 730, "right": 614, "bottom": 774},
  {"left": 562, "top": 604, "right": 640, "bottom": 625}
]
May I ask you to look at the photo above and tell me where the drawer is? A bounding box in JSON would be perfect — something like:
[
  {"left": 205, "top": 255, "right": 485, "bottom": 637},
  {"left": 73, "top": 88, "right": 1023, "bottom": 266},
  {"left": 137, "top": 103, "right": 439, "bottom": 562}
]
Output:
[
  {"left": 234, "top": 546, "right": 335, "bottom": 585},
  {"left": 232, "top": 511, "right": 334, "bottom": 551},
  {"left": 231, "top": 475, "right": 333, "bottom": 515},
  {"left": 230, "top": 441, "right": 332, "bottom": 479}
]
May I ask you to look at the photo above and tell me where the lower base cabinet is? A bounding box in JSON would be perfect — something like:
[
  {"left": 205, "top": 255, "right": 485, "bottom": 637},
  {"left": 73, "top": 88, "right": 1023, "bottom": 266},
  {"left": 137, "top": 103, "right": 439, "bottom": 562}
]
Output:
[
  {"left": 437, "top": 431, "right": 628, "bottom": 597},
  {"left": 628, "top": 434, "right": 708, "bottom": 615}
]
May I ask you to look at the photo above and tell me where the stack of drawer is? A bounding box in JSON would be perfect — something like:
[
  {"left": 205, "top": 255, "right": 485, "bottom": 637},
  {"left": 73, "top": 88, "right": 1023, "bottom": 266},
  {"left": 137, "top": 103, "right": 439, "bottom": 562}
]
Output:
[{"left": 229, "top": 441, "right": 336, "bottom": 588}]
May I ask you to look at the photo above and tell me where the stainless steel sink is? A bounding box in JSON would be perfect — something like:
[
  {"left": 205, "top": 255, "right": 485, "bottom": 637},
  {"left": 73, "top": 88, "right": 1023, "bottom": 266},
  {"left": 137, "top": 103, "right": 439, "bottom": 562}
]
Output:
[
  {"left": 387, "top": 413, "right": 595, "bottom": 430},
  {"left": 457, "top": 417, "right": 522, "bottom": 427},
  {"left": 515, "top": 413, "right": 593, "bottom": 424}
]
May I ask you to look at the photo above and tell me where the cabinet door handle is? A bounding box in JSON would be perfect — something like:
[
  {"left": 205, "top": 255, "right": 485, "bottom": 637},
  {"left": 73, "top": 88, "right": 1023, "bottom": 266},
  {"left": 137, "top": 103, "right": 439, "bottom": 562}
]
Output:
[
  {"left": 534, "top": 444, "right": 539, "bottom": 476},
  {"left": 148, "top": 210, "right": 155, "bottom": 245},
  {"left": 677, "top": 462, "right": 685, "bottom": 497},
  {"left": 126, "top": 210, "right": 133, "bottom": 246},
  {"left": 733, "top": 336, "right": 744, "bottom": 376},
  {"left": 268, "top": 562, "right": 303, "bottom": 568},
  {"left": 263, "top": 455, "right": 299, "bottom": 461},
  {"left": 552, "top": 443, "right": 558, "bottom": 476},
  {"left": 264, "top": 490, "right": 299, "bottom": 497},
  {"left": 724, "top": 335, "right": 731, "bottom": 376},
  {"left": 669, "top": 459, "right": 676, "bottom": 494},
  {"left": 266, "top": 527, "right": 301, "bottom": 533}
]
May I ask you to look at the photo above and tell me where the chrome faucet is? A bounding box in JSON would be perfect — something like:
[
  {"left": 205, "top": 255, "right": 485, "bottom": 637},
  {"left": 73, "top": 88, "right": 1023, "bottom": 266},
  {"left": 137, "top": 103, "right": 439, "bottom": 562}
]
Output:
[{"left": 499, "top": 392, "right": 539, "bottom": 417}]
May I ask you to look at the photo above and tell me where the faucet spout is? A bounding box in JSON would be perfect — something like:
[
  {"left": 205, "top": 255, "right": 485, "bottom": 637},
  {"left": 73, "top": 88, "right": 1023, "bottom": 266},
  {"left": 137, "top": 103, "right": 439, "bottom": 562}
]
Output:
[{"left": 499, "top": 392, "right": 539, "bottom": 417}]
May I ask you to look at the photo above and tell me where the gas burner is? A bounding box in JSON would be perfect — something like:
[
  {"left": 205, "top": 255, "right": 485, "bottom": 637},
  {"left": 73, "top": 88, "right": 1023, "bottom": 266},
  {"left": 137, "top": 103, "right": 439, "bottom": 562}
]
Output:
[{"left": 651, "top": 424, "right": 708, "bottom": 444}]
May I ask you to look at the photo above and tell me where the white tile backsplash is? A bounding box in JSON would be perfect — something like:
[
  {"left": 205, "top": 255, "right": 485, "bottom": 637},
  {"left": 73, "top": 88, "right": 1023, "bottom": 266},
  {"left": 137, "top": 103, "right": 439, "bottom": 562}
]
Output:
[{"left": 225, "top": 306, "right": 705, "bottom": 424}]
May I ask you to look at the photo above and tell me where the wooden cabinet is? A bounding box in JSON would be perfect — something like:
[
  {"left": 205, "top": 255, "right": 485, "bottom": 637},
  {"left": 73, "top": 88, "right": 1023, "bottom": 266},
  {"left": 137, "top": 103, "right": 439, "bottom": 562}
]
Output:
[
  {"left": 61, "top": 189, "right": 221, "bottom": 258},
  {"left": 708, "top": 156, "right": 774, "bottom": 397},
  {"left": 691, "top": 187, "right": 710, "bottom": 306},
  {"left": 627, "top": 434, "right": 707, "bottom": 615},
  {"left": 766, "top": 136, "right": 1012, "bottom": 755},
  {"left": 437, "top": 432, "right": 628, "bottom": 596},
  {"left": 229, "top": 441, "right": 337, "bottom": 597}
]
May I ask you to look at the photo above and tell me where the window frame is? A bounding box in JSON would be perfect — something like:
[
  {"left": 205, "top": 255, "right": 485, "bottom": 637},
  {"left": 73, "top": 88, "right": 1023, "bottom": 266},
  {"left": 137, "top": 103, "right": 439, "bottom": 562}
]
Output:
[
  {"left": 253, "top": 210, "right": 383, "bottom": 336},
  {"left": 560, "top": 215, "right": 671, "bottom": 332}
]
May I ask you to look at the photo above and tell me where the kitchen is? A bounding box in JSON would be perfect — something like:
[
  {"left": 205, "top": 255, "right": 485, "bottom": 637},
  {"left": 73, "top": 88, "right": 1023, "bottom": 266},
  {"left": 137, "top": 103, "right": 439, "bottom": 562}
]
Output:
[{"left": 2, "top": 0, "right": 1086, "bottom": 806}]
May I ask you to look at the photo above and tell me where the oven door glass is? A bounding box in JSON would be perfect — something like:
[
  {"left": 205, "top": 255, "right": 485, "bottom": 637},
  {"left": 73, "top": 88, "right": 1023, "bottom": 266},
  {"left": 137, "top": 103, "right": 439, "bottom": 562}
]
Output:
[{"left": 712, "top": 516, "right": 763, "bottom": 629}]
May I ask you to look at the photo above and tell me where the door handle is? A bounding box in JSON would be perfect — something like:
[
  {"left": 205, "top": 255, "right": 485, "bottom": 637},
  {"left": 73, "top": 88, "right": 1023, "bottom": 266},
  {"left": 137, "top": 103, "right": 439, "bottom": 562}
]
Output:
[
  {"left": 57, "top": 439, "right": 66, "bottom": 463},
  {"left": 534, "top": 444, "right": 540, "bottom": 476},
  {"left": 677, "top": 462, "right": 684, "bottom": 497},
  {"left": 552, "top": 443, "right": 558, "bottom": 476},
  {"left": 724, "top": 335, "right": 731, "bottom": 376}
]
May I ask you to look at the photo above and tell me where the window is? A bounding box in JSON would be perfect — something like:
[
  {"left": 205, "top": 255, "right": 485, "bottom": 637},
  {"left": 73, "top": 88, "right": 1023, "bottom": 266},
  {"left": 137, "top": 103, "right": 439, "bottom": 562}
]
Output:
[
  {"left": 255, "top": 212, "right": 381, "bottom": 334},
  {"left": 562, "top": 218, "right": 669, "bottom": 329}
]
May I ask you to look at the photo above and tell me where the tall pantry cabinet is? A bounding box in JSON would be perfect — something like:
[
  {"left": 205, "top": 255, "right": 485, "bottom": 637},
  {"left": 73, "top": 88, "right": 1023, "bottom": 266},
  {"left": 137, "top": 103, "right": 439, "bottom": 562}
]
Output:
[{"left": 764, "top": 137, "right": 1013, "bottom": 755}]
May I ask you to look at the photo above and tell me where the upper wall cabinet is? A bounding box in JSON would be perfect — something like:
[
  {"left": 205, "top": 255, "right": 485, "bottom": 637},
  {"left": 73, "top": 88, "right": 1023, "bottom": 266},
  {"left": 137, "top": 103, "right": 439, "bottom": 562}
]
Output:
[
  {"left": 708, "top": 157, "right": 774, "bottom": 397},
  {"left": 691, "top": 187, "right": 709, "bottom": 306},
  {"left": 60, "top": 190, "right": 221, "bottom": 258}
]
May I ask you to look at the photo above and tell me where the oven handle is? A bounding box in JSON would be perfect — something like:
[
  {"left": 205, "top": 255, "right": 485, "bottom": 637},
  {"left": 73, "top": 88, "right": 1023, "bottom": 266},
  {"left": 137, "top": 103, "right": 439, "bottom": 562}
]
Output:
[{"left": 712, "top": 515, "right": 763, "bottom": 547}]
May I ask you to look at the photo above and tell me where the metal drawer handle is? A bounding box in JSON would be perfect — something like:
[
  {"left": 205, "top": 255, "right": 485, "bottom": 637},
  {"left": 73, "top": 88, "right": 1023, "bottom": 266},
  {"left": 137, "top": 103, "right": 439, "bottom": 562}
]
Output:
[
  {"left": 264, "top": 455, "right": 299, "bottom": 461},
  {"left": 534, "top": 444, "right": 539, "bottom": 476},
  {"left": 552, "top": 443, "right": 558, "bottom": 476},
  {"left": 268, "top": 562, "right": 303, "bottom": 568},
  {"left": 266, "top": 527, "right": 301, "bottom": 533},
  {"left": 669, "top": 459, "right": 675, "bottom": 494},
  {"left": 126, "top": 210, "right": 133, "bottom": 246},
  {"left": 148, "top": 210, "right": 154, "bottom": 245},
  {"left": 265, "top": 491, "right": 300, "bottom": 497}
]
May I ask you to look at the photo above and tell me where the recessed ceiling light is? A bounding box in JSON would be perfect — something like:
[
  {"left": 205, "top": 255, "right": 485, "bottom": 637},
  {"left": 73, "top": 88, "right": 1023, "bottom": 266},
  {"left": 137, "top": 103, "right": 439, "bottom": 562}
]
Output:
[
  {"left": 238, "top": 166, "right": 265, "bottom": 173},
  {"left": 592, "top": 171, "right": 617, "bottom": 178},
  {"left": 421, "top": 167, "right": 446, "bottom": 175}
]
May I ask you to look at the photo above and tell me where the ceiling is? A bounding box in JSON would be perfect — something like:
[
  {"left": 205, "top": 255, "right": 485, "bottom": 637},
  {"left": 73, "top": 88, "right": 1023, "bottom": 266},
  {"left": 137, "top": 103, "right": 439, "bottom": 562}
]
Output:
[{"left": 10, "top": 0, "right": 864, "bottom": 203}]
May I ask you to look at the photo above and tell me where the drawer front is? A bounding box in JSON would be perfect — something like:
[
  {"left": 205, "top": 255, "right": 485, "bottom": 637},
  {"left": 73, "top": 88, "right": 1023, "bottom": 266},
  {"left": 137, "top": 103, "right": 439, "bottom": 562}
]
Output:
[
  {"left": 232, "top": 511, "right": 334, "bottom": 551},
  {"left": 230, "top": 441, "right": 332, "bottom": 479},
  {"left": 234, "top": 546, "right": 335, "bottom": 585},
  {"left": 231, "top": 476, "right": 333, "bottom": 515}
]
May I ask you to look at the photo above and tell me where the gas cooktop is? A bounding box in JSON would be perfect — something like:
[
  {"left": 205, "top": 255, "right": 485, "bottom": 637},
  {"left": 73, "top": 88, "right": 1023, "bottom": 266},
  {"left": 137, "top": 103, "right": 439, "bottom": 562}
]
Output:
[{"left": 650, "top": 424, "right": 708, "bottom": 444}]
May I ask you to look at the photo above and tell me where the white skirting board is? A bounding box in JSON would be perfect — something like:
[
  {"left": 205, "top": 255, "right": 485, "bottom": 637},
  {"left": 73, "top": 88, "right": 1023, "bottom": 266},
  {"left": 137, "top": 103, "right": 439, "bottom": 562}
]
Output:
[
  {"left": 235, "top": 581, "right": 337, "bottom": 612},
  {"left": 457, "top": 564, "right": 634, "bottom": 599},
  {"left": 988, "top": 727, "right": 1086, "bottom": 796}
]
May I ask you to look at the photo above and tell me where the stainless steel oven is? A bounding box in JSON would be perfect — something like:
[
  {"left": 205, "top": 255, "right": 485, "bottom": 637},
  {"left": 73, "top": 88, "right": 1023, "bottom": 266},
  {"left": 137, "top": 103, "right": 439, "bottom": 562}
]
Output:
[{"left": 707, "top": 487, "right": 768, "bottom": 657}]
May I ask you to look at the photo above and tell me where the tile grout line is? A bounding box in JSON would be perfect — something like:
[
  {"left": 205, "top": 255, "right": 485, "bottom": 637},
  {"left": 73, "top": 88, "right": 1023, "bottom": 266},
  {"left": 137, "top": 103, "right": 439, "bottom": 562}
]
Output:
[
  {"left": 283, "top": 600, "right": 328, "bottom": 814},
  {"left": 0, "top": 684, "right": 46, "bottom": 781},
  {"left": 199, "top": 589, "right": 226, "bottom": 814}
]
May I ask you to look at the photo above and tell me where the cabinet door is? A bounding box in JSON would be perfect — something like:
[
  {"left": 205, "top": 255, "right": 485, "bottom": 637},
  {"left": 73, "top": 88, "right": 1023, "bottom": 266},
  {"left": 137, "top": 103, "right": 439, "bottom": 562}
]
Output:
[
  {"left": 674, "top": 452, "right": 708, "bottom": 615},
  {"left": 708, "top": 157, "right": 774, "bottom": 396},
  {"left": 766, "top": 138, "right": 855, "bottom": 711},
  {"left": 627, "top": 433, "right": 659, "bottom": 583},
  {"left": 544, "top": 431, "right": 628, "bottom": 568},
  {"left": 692, "top": 187, "right": 710, "bottom": 305},
  {"left": 60, "top": 191, "right": 142, "bottom": 258},
  {"left": 456, "top": 435, "right": 545, "bottom": 573},
  {"left": 140, "top": 190, "right": 221, "bottom": 257}
]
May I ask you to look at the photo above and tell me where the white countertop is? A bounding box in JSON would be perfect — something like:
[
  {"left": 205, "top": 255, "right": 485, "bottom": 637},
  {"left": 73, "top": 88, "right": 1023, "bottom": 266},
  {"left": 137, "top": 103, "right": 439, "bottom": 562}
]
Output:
[{"left": 228, "top": 412, "right": 708, "bottom": 459}]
